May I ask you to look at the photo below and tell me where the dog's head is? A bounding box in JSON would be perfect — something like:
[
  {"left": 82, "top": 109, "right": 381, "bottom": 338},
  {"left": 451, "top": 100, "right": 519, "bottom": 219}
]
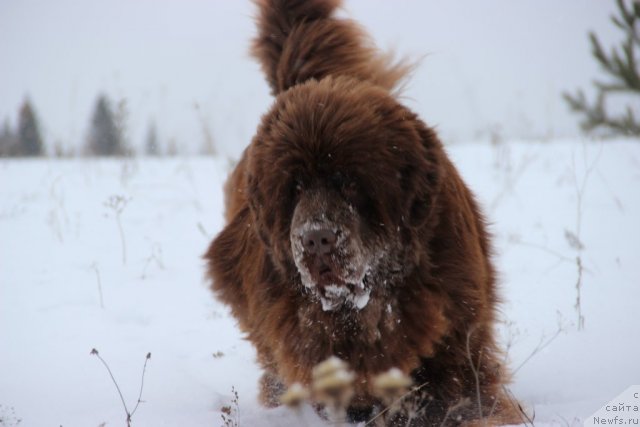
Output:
[{"left": 247, "top": 77, "right": 442, "bottom": 311}]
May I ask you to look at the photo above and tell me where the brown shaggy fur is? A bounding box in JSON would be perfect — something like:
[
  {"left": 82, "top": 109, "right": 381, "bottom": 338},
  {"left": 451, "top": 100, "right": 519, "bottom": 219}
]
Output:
[{"left": 205, "top": 1, "right": 522, "bottom": 425}]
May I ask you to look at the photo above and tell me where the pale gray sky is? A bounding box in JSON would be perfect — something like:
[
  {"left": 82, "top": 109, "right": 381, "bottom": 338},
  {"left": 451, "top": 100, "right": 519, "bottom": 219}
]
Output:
[{"left": 0, "top": 0, "right": 618, "bottom": 157}]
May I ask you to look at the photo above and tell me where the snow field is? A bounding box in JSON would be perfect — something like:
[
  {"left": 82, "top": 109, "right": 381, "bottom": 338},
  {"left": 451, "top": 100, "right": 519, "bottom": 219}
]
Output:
[{"left": 0, "top": 139, "right": 638, "bottom": 426}]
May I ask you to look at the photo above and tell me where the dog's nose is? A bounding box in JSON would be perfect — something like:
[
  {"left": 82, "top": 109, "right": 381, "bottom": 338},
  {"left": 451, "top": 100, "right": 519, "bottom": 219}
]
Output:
[{"left": 302, "top": 228, "right": 337, "bottom": 255}]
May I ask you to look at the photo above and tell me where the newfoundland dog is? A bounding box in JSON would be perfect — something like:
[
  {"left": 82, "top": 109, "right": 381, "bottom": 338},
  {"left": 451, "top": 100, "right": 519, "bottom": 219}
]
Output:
[{"left": 205, "top": 0, "right": 521, "bottom": 425}]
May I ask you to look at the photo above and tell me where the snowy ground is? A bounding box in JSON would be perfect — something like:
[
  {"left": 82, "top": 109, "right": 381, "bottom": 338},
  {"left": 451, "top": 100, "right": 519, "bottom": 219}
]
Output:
[{"left": 1, "top": 139, "right": 639, "bottom": 427}]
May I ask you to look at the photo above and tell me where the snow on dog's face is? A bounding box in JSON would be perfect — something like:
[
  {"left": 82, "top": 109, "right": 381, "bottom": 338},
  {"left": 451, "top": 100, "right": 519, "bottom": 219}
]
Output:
[
  {"left": 289, "top": 187, "right": 386, "bottom": 311},
  {"left": 246, "top": 77, "right": 442, "bottom": 311}
]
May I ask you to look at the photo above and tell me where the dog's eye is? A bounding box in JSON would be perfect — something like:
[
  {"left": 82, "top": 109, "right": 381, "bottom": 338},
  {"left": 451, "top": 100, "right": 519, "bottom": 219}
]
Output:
[
  {"left": 342, "top": 181, "right": 370, "bottom": 213},
  {"left": 342, "top": 181, "right": 358, "bottom": 199},
  {"left": 331, "top": 172, "right": 356, "bottom": 194},
  {"left": 330, "top": 172, "right": 345, "bottom": 189},
  {"left": 293, "top": 180, "right": 304, "bottom": 196}
]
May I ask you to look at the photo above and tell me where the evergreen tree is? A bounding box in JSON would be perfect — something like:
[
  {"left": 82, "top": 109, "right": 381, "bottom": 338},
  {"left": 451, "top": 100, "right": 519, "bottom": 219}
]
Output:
[
  {"left": 86, "top": 94, "right": 125, "bottom": 156},
  {"left": 114, "top": 98, "right": 132, "bottom": 156},
  {"left": 145, "top": 121, "right": 160, "bottom": 156},
  {"left": 18, "top": 99, "right": 44, "bottom": 156},
  {"left": 0, "top": 119, "right": 17, "bottom": 157},
  {"left": 564, "top": 0, "right": 640, "bottom": 137}
]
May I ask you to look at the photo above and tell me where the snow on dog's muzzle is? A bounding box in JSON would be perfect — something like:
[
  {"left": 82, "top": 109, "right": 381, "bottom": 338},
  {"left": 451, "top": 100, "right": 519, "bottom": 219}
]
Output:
[{"left": 290, "top": 219, "right": 372, "bottom": 311}]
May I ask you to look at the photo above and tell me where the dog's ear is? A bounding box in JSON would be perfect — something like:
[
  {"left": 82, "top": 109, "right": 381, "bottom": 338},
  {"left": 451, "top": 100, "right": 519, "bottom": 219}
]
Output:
[
  {"left": 403, "top": 121, "right": 444, "bottom": 229},
  {"left": 251, "top": 0, "right": 410, "bottom": 95}
]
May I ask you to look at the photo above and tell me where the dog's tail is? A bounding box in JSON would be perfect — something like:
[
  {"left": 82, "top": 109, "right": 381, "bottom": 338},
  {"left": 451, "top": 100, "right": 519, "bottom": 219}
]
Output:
[{"left": 252, "top": 0, "right": 411, "bottom": 95}]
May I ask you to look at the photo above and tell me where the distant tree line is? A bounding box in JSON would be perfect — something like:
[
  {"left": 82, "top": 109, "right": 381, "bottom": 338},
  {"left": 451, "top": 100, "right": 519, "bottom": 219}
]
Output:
[
  {"left": 1, "top": 93, "right": 216, "bottom": 158},
  {"left": 0, "top": 99, "right": 44, "bottom": 157},
  {"left": 84, "top": 94, "right": 132, "bottom": 157}
]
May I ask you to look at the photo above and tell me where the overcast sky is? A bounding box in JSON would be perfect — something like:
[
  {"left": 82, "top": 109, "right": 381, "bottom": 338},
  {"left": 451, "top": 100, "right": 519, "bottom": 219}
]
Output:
[{"left": 0, "top": 0, "right": 619, "bottom": 157}]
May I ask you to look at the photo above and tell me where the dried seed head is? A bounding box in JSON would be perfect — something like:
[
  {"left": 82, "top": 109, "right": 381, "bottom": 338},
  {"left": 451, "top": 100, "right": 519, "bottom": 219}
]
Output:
[
  {"left": 280, "top": 383, "right": 310, "bottom": 408},
  {"left": 312, "top": 356, "right": 350, "bottom": 381},
  {"left": 311, "top": 357, "right": 355, "bottom": 408},
  {"left": 372, "top": 367, "right": 412, "bottom": 399},
  {"left": 313, "top": 369, "right": 355, "bottom": 395}
]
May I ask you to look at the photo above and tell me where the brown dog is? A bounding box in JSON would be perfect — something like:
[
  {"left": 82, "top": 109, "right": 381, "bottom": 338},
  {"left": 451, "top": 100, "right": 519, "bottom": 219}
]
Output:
[{"left": 205, "top": 1, "right": 522, "bottom": 425}]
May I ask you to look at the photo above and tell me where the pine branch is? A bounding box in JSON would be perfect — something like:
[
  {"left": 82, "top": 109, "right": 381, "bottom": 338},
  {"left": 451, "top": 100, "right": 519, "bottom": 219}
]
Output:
[
  {"left": 590, "top": 33, "right": 613, "bottom": 73},
  {"left": 565, "top": 0, "right": 640, "bottom": 138},
  {"left": 622, "top": 37, "right": 640, "bottom": 90},
  {"left": 563, "top": 90, "right": 640, "bottom": 136}
]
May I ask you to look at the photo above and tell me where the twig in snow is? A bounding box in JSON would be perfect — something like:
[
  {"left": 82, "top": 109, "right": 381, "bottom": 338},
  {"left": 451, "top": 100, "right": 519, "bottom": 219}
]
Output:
[
  {"left": 130, "top": 353, "right": 151, "bottom": 418},
  {"left": 502, "top": 385, "right": 535, "bottom": 427},
  {"left": 509, "top": 234, "right": 575, "bottom": 265},
  {"left": 486, "top": 318, "right": 565, "bottom": 427},
  {"left": 439, "top": 397, "right": 471, "bottom": 427},
  {"left": 570, "top": 144, "right": 601, "bottom": 330},
  {"left": 104, "top": 195, "right": 130, "bottom": 265},
  {"left": 47, "top": 175, "right": 69, "bottom": 243},
  {"left": 490, "top": 150, "right": 537, "bottom": 212},
  {"left": 90, "top": 262, "right": 105, "bottom": 309},
  {"left": 197, "top": 221, "right": 210, "bottom": 239},
  {"left": 140, "top": 243, "right": 164, "bottom": 279},
  {"left": 512, "top": 322, "right": 564, "bottom": 376},
  {"left": 220, "top": 386, "right": 240, "bottom": 427},
  {"left": 90, "top": 349, "right": 151, "bottom": 427},
  {"left": 362, "top": 382, "right": 430, "bottom": 426}
]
